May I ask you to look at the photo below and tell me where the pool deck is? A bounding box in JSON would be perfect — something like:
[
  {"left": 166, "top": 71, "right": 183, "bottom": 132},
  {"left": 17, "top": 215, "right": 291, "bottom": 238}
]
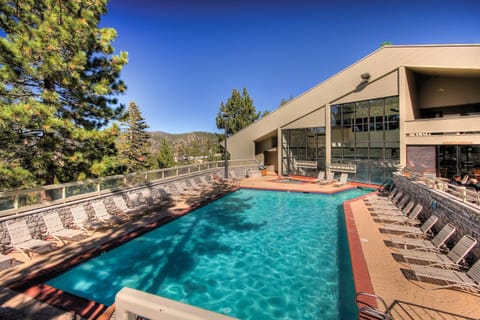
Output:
[{"left": 0, "top": 174, "right": 479, "bottom": 319}]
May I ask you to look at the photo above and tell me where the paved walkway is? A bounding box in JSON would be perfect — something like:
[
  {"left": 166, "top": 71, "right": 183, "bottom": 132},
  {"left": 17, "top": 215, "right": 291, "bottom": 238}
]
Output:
[{"left": 0, "top": 174, "right": 478, "bottom": 319}]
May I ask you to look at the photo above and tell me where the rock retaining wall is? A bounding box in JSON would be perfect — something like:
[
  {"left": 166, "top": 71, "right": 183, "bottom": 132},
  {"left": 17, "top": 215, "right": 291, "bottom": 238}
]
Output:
[{"left": 392, "top": 173, "right": 480, "bottom": 262}]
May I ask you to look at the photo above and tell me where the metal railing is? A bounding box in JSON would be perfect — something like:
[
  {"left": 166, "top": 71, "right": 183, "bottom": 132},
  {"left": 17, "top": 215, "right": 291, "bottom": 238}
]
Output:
[
  {"left": 0, "top": 159, "right": 259, "bottom": 217},
  {"left": 402, "top": 168, "right": 480, "bottom": 207}
]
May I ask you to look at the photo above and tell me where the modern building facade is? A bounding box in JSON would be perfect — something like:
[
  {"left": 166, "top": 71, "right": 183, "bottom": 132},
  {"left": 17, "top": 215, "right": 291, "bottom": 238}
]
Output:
[{"left": 226, "top": 44, "right": 480, "bottom": 184}]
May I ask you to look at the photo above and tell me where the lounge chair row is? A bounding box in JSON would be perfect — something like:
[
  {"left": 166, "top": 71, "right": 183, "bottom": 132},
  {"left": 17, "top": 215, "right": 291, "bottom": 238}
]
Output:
[
  {"left": 315, "top": 171, "right": 349, "bottom": 187},
  {"left": 366, "top": 187, "right": 480, "bottom": 294},
  {"left": 0, "top": 189, "right": 172, "bottom": 265}
]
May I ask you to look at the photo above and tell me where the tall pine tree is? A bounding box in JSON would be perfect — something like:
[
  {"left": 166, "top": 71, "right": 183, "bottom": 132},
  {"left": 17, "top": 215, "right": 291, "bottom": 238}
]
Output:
[
  {"left": 117, "top": 101, "right": 151, "bottom": 173},
  {"left": 155, "top": 138, "right": 175, "bottom": 169},
  {"left": 0, "top": 0, "right": 127, "bottom": 188},
  {"left": 216, "top": 88, "right": 261, "bottom": 136}
]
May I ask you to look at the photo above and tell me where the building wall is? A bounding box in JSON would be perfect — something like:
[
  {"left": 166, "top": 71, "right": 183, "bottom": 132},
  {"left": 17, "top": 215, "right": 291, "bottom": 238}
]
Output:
[
  {"left": 418, "top": 76, "right": 480, "bottom": 108},
  {"left": 227, "top": 45, "right": 480, "bottom": 174}
]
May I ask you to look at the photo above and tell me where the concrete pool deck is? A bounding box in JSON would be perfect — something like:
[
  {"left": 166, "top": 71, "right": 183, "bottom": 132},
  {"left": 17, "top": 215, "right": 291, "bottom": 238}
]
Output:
[{"left": 0, "top": 174, "right": 479, "bottom": 319}]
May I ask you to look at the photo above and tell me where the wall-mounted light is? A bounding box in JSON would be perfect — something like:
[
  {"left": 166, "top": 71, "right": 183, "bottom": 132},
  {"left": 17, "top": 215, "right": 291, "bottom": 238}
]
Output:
[{"left": 355, "top": 73, "right": 371, "bottom": 92}]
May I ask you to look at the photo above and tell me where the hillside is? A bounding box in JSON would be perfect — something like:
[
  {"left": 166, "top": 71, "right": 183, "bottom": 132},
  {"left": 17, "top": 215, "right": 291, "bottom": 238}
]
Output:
[{"left": 149, "top": 131, "right": 221, "bottom": 160}]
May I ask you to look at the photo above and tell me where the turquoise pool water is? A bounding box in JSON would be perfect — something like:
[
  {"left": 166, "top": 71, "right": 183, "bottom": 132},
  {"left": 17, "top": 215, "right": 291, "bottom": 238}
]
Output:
[{"left": 47, "top": 188, "right": 369, "bottom": 319}]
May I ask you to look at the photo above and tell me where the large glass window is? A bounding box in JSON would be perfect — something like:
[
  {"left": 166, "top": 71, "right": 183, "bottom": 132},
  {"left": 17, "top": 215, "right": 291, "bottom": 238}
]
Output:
[
  {"left": 282, "top": 127, "right": 326, "bottom": 177},
  {"left": 331, "top": 96, "right": 400, "bottom": 184}
]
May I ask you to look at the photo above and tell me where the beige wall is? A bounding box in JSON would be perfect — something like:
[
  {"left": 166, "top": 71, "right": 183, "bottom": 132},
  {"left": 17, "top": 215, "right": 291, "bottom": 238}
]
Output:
[
  {"left": 418, "top": 77, "right": 480, "bottom": 108},
  {"left": 282, "top": 107, "right": 326, "bottom": 129},
  {"left": 227, "top": 45, "right": 480, "bottom": 170}
]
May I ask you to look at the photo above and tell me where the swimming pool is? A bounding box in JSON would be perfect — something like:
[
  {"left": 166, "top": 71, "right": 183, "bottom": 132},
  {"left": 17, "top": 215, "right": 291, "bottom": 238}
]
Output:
[{"left": 47, "top": 188, "right": 369, "bottom": 319}]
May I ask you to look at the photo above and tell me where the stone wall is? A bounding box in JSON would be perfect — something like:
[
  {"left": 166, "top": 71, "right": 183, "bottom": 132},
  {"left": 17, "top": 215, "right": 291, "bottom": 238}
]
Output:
[
  {"left": 392, "top": 173, "right": 480, "bottom": 262},
  {"left": 0, "top": 171, "right": 236, "bottom": 255}
]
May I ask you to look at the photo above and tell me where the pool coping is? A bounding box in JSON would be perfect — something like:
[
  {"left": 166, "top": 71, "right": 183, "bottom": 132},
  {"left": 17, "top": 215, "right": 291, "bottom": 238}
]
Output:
[{"left": 3, "top": 184, "right": 378, "bottom": 319}]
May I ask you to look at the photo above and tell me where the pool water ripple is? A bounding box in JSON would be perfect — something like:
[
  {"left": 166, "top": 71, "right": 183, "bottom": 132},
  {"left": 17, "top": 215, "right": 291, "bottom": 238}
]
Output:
[{"left": 47, "top": 188, "right": 369, "bottom": 319}]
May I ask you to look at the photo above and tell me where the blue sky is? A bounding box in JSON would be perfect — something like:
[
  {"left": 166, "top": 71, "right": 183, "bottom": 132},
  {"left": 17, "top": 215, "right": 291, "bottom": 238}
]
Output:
[{"left": 103, "top": 0, "right": 480, "bottom": 134}]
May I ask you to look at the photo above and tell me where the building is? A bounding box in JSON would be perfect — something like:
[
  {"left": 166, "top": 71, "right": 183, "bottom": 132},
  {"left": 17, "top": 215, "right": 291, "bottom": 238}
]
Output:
[{"left": 226, "top": 44, "right": 480, "bottom": 184}]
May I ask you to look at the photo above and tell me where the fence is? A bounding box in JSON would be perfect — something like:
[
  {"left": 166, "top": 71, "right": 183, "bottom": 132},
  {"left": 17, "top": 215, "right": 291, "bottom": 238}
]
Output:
[
  {"left": 402, "top": 168, "right": 480, "bottom": 207},
  {"left": 0, "top": 159, "right": 258, "bottom": 217}
]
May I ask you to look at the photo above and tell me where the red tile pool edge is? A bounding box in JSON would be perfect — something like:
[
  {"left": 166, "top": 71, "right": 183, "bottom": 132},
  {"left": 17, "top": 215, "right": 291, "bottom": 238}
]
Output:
[{"left": 343, "top": 193, "right": 378, "bottom": 308}]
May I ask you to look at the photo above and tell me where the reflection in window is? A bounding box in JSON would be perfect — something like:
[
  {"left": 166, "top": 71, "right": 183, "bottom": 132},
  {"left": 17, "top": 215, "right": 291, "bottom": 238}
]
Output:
[
  {"left": 282, "top": 127, "right": 326, "bottom": 177},
  {"left": 331, "top": 96, "right": 400, "bottom": 184}
]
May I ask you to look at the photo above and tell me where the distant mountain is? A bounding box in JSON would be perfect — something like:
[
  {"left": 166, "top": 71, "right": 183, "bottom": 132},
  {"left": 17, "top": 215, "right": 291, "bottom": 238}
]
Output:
[{"left": 149, "top": 131, "right": 220, "bottom": 159}]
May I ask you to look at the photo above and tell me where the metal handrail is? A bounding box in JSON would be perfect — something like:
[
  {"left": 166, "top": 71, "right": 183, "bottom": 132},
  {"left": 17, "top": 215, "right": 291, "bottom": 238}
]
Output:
[
  {"left": 401, "top": 168, "right": 480, "bottom": 206},
  {"left": 0, "top": 159, "right": 259, "bottom": 216}
]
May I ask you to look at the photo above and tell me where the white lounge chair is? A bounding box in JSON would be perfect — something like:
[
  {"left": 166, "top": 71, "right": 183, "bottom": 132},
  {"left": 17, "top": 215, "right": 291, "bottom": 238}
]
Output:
[
  {"left": 389, "top": 223, "right": 456, "bottom": 251},
  {"left": 112, "top": 195, "right": 145, "bottom": 218},
  {"left": 43, "top": 211, "right": 87, "bottom": 244},
  {"left": 91, "top": 200, "right": 128, "bottom": 226},
  {"left": 314, "top": 171, "right": 326, "bottom": 183},
  {"left": 409, "top": 259, "right": 480, "bottom": 293},
  {"left": 0, "top": 254, "right": 14, "bottom": 270},
  {"left": 334, "top": 173, "right": 349, "bottom": 187},
  {"left": 370, "top": 201, "right": 414, "bottom": 218},
  {"left": 319, "top": 171, "right": 335, "bottom": 185},
  {"left": 367, "top": 194, "right": 410, "bottom": 213},
  {"left": 70, "top": 205, "right": 108, "bottom": 232},
  {"left": 380, "top": 215, "right": 438, "bottom": 236},
  {"left": 399, "top": 235, "right": 477, "bottom": 269},
  {"left": 6, "top": 219, "right": 56, "bottom": 260},
  {"left": 366, "top": 191, "right": 405, "bottom": 210},
  {"left": 374, "top": 203, "right": 423, "bottom": 225}
]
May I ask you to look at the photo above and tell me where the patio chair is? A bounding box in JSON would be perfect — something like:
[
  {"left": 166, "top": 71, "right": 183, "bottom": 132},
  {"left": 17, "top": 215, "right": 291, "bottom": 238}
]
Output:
[
  {"left": 42, "top": 211, "right": 87, "bottom": 245},
  {"left": 368, "top": 194, "right": 410, "bottom": 213},
  {"left": 112, "top": 195, "right": 145, "bottom": 219},
  {"left": 364, "top": 187, "right": 398, "bottom": 203},
  {"left": 314, "top": 170, "right": 326, "bottom": 183},
  {"left": 380, "top": 215, "right": 438, "bottom": 236},
  {"left": 319, "top": 171, "right": 335, "bottom": 185},
  {"left": 0, "top": 254, "right": 14, "bottom": 270},
  {"left": 188, "top": 178, "right": 204, "bottom": 191},
  {"left": 174, "top": 181, "right": 197, "bottom": 197},
  {"left": 408, "top": 259, "right": 480, "bottom": 293},
  {"left": 370, "top": 200, "right": 414, "bottom": 218},
  {"left": 367, "top": 191, "right": 405, "bottom": 209},
  {"left": 91, "top": 200, "right": 128, "bottom": 226},
  {"left": 389, "top": 223, "right": 456, "bottom": 251},
  {"left": 70, "top": 205, "right": 108, "bottom": 232},
  {"left": 374, "top": 203, "right": 423, "bottom": 225},
  {"left": 334, "top": 173, "right": 349, "bottom": 187},
  {"left": 6, "top": 219, "right": 56, "bottom": 260},
  {"left": 398, "top": 235, "right": 477, "bottom": 268}
]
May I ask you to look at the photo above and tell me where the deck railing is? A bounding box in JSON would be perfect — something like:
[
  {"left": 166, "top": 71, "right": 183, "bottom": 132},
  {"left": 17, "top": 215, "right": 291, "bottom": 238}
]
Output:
[
  {"left": 402, "top": 168, "right": 480, "bottom": 207},
  {"left": 0, "top": 159, "right": 259, "bottom": 217}
]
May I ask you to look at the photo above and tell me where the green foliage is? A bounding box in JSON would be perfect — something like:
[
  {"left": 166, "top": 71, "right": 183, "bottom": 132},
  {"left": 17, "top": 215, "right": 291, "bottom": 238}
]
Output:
[
  {"left": 279, "top": 95, "right": 294, "bottom": 107},
  {"left": 380, "top": 41, "right": 393, "bottom": 47},
  {"left": 117, "top": 101, "right": 151, "bottom": 173},
  {"left": 154, "top": 138, "right": 175, "bottom": 169},
  {"left": 216, "top": 88, "right": 261, "bottom": 136},
  {"left": 0, "top": 0, "right": 128, "bottom": 189},
  {"left": 90, "top": 155, "right": 125, "bottom": 177}
]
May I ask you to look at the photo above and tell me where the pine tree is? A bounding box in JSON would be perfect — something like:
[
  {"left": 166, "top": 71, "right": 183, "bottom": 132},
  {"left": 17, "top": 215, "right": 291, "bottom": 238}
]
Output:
[
  {"left": 0, "top": 0, "right": 127, "bottom": 187},
  {"left": 117, "top": 101, "right": 151, "bottom": 173},
  {"left": 155, "top": 138, "right": 175, "bottom": 169},
  {"left": 216, "top": 88, "right": 261, "bottom": 135}
]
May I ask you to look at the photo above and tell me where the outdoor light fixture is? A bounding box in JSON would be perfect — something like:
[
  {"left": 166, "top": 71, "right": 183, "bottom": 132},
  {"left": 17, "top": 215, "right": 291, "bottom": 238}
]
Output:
[
  {"left": 354, "top": 72, "right": 371, "bottom": 92},
  {"left": 222, "top": 113, "right": 230, "bottom": 179}
]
